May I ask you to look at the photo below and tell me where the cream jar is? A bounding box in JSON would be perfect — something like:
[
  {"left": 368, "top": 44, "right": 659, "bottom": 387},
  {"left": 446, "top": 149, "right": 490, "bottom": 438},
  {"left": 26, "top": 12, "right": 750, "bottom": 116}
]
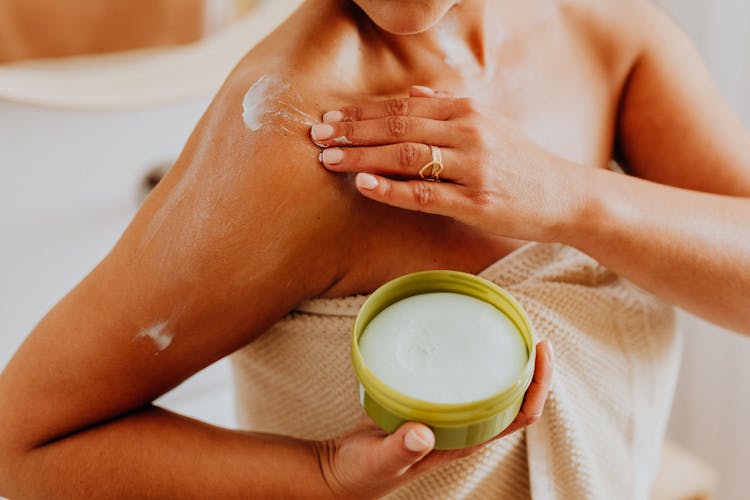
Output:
[{"left": 351, "top": 270, "right": 535, "bottom": 450}]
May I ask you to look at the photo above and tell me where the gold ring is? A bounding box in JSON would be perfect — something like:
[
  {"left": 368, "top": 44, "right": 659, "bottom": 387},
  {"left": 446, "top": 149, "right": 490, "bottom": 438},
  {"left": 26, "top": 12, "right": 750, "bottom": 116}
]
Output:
[{"left": 418, "top": 145, "right": 444, "bottom": 182}]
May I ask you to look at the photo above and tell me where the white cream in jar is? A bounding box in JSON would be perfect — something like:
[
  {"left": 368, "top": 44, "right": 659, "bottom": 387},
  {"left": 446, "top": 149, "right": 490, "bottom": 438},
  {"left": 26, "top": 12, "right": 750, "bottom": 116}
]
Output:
[{"left": 358, "top": 292, "right": 528, "bottom": 404}]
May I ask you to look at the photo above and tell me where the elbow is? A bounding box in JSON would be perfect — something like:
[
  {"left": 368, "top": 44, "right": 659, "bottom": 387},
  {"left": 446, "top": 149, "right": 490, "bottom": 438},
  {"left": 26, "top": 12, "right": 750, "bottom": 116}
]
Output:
[
  {"left": 0, "top": 444, "right": 21, "bottom": 499},
  {"left": 0, "top": 438, "right": 34, "bottom": 500},
  {"left": 0, "top": 412, "right": 29, "bottom": 498}
]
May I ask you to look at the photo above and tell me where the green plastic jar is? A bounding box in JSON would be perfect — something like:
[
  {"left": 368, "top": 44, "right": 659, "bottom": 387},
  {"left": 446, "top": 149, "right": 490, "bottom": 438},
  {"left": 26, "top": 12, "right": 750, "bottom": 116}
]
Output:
[{"left": 351, "top": 270, "right": 536, "bottom": 450}]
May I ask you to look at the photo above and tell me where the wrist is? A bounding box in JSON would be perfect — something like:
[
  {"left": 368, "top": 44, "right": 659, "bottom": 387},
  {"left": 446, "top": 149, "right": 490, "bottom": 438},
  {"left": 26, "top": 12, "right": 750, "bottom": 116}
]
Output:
[
  {"left": 554, "top": 161, "right": 613, "bottom": 250},
  {"left": 311, "top": 439, "right": 349, "bottom": 499}
]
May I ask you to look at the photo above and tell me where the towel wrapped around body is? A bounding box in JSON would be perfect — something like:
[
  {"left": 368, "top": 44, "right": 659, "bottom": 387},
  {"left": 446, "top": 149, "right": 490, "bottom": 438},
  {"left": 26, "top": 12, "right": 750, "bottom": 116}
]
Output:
[{"left": 231, "top": 242, "right": 681, "bottom": 499}]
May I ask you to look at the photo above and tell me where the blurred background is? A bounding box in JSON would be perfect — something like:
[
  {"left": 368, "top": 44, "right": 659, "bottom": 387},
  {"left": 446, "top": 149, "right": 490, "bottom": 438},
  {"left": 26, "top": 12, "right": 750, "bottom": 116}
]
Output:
[{"left": 0, "top": 1, "right": 747, "bottom": 498}]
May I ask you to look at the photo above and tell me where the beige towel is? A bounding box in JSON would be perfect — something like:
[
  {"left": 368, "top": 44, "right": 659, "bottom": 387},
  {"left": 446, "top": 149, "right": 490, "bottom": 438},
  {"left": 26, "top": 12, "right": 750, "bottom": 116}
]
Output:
[{"left": 232, "top": 242, "right": 681, "bottom": 499}]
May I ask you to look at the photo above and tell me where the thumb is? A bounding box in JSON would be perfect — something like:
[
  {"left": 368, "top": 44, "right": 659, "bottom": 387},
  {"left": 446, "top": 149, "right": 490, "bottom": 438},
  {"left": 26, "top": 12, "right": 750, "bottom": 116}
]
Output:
[{"left": 373, "top": 423, "right": 435, "bottom": 477}]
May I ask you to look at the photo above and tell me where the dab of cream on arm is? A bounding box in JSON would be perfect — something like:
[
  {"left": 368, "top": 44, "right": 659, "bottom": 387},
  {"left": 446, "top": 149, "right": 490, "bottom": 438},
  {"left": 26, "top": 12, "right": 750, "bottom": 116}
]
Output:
[
  {"left": 359, "top": 292, "right": 528, "bottom": 404},
  {"left": 134, "top": 321, "right": 174, "bottom": 353}
]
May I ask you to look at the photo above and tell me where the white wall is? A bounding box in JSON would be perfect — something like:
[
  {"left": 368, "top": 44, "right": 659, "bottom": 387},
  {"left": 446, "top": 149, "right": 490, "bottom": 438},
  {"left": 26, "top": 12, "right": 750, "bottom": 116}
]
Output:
[
  {"left": 654, "top": 2, "right": 750, "bottom": 500},
  {"left": 0, "top": 100, "right": 236, "bottom": 430}
]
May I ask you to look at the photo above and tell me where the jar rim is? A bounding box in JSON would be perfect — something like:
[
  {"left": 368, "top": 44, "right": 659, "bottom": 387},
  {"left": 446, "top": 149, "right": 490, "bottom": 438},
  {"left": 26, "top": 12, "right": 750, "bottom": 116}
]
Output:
[{"left": 351, "top": 270, "right": 536, "bottom": 427}]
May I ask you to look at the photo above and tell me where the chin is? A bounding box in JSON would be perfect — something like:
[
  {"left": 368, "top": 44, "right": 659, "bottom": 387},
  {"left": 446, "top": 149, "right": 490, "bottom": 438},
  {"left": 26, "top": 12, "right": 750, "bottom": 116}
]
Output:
[{"left": 353, "top": 0, "right": 458, "bottom": 35}]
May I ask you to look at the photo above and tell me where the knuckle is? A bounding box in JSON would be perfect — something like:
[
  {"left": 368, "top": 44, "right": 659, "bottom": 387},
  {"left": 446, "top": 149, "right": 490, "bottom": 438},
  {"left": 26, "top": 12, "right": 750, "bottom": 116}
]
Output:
[
  {"left": 397, "top": 143, "right": 421, "bottom": 170},
  {"left": 411, "top": 182, "right": 433, "bottom": 207},
  {"left": 341, "top": 121, "right": 356, "bottom": 141},
  {"left": 516, "top": 410, "right": 533, "bottom": 427},
  {"left": 469, "top": 190, "right": 494, "bottom": 209},
  {"left": 386, "top": 115, "right": 409, "bottom": 138},
  {"left": 467, "top": 190, "right": 495, "bottom": 218},
  {"left": 341, "top": 105, "right": 363, "bottom": 122},
  {"left": 380, "top": 179, "right": 393, "bottom": 200},
  {"left": 384, "top": 97, "right": 412, "bottom": 117},
  {"left": 347, "top": 147, "right": 363, "bottom": 167},
  {"left": 460, "top": 121, "right": 483, "bottom": 145},
  {"left": 457, "top": 97, "right": 480, "bottom": 115}
]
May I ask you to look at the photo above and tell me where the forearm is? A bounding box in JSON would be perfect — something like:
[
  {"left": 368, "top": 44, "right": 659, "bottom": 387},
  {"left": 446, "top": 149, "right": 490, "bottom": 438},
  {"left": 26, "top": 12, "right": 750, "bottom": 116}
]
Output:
[
  {"left": 568, "top": 166, "right": 750, "bottom": 334},
  {"left": 3, "top": 405, "right": 329, "bottom": 500}
]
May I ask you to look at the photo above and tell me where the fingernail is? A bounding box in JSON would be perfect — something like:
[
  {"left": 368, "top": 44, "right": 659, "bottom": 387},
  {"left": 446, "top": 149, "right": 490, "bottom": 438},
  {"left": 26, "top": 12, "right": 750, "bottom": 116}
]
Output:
[
  {"left": 310, "top": 124, "right": 334, "bottom": 141},
  {"left": 323, "top": 110, "right": 345, "bottom": 123},
  {"left": 412, "top": 85, "right": 436, "bottom": 95},
  {"left": 321, "top": 148, "right": 344, "bottom": 165},
  {"left": 404, "top": 428, "right": 432, "bottom": 452},
  {"left": 356, "top": 173, "right": 379, "bottom": 190}
]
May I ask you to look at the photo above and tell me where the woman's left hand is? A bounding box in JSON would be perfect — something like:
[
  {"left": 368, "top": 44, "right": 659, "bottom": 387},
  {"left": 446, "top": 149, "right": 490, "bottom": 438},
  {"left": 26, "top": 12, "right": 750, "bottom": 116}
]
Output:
[{"left": 310, "top": 86, "right": 587, "bottom": 243}]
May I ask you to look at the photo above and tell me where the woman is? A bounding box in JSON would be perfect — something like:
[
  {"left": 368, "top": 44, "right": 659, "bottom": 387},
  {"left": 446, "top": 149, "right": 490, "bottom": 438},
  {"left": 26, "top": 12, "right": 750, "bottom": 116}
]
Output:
[{"left": 1, "top": 0, "right": 747, "bottom": 497}]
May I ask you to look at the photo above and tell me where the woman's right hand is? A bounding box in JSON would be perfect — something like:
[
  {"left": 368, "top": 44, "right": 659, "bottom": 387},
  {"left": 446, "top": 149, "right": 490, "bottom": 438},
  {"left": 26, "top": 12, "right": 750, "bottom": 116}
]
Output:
[{"left": 316, "top": 339, "right": 553, "bottom": 498}]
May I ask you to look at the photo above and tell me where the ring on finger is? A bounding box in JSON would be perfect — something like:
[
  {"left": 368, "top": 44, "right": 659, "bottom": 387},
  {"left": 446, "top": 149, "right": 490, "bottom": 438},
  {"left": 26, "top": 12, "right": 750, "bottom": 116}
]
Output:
[{"left": 418, "top": 144, "right": 444, "bottom": 182}]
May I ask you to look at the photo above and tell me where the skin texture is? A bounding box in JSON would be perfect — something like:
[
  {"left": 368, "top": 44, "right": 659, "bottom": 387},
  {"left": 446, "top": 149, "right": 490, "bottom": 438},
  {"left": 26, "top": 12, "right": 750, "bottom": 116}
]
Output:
[
  {"left": 2, "top": 0, "right": 744, "bottom": 496},
  {"left": 315, "top": 3, "right": 750, "bottom": 333}
]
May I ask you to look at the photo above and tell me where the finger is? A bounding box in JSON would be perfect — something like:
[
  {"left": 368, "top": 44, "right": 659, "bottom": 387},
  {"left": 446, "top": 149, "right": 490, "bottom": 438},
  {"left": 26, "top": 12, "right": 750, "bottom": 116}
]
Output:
[
  {"left": 320, "top": 143, "right": 463, "bottom": 182},
  {"left": 497, "top": 340, "right": 555, "bottom": 437},
  {"left": 408, "top": 442, "right": 487, "bottom": 476},
  {"left": 321, "top": 95, "right": 466, "bottom": 124},
  {"left": 310, "top": 117, "right": 465, "bottom": 148},
  {"left": 409, "top": 85, "right": 456, "bottom": 98},
  {"left": 349, "top": 414, "right": 385, "bottom": 434},
  {"left": 372, "top": 422, "right": 435, "bottom": 478},
  {"left": 354, "top": 173, "right": 466, "bottom": 217}
]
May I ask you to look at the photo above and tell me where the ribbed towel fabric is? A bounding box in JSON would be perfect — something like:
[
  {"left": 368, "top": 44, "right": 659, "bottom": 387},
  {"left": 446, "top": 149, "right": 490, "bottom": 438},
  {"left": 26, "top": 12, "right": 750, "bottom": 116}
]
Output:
[{"left": 231, "top": 242, "right": 681, "bottom": 499}]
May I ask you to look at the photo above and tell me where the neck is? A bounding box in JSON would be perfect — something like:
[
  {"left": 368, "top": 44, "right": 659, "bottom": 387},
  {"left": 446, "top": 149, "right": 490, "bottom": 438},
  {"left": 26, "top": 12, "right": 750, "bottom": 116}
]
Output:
[{"left": 362, "top": 0, "right": 500, "bottom": 81}]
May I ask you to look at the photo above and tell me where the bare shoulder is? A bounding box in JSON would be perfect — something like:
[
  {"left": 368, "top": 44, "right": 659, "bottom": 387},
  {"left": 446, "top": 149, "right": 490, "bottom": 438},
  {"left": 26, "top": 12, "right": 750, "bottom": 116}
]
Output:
[
  {"left": 608, "top": 0, "right": 750, "bottom": 193},
  {"left": 130, "top": 63, "right": 362, "bottom": 304},
  {"left": 111, "top": 46, "right": 370, "bottom": 341},
  {"left": 553, "top": 0, "right": 662, "bottom": 78},
  {"left": 557, "top": 0, "right": 658, "bottom": 31}
]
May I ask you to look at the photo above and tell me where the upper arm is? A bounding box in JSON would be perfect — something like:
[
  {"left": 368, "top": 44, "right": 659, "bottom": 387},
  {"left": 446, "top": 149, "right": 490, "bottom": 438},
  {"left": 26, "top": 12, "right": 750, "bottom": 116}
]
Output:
[
  {"left": 0, "top": 69, "right": 352, "bottom": 451},
  {"left": 616, "top": 1, "right": 750, "bottom": 195}
]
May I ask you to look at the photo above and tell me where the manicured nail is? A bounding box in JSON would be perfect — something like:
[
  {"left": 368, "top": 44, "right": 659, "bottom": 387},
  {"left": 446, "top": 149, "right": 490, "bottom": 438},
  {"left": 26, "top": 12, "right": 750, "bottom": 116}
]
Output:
[
  {"left": 356, "top": 173, "right": 379, "bottom": 190},
  {"left": 404, "top": 428, "right": 433, "bottom": 452},
  {"left": 310, "top": 124, "right": 334, "bottom": 141},
  {"left": 411, "top": 85, "right": 436, "bottom": 95},
  {"left": 323, "top": 110, "right": 345, "bottom": 123},
  {"left": 321, "top": 148, "right": 344, "bottom": 165}
]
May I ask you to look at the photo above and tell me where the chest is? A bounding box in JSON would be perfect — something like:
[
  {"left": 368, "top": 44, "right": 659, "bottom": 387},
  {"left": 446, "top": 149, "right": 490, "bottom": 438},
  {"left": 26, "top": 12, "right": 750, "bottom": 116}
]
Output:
[
  {"left": 452, "top": 25, "right": 618, "bottom": 168},
  {"left": 323, "top": 17, "right": 624, "bottom": 297}
]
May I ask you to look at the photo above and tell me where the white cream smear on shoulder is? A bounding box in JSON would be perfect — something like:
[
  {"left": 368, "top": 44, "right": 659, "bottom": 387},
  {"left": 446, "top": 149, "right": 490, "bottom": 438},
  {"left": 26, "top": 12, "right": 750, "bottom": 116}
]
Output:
[
  {"left": 135, "top": 321, "right": 173, "bottom": 353},
  {"left": 359, "top": 293, "right": 528, "bottom": 404},
  {"left": 242, "top": 74, "right": 316, "bottom": 132}
]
